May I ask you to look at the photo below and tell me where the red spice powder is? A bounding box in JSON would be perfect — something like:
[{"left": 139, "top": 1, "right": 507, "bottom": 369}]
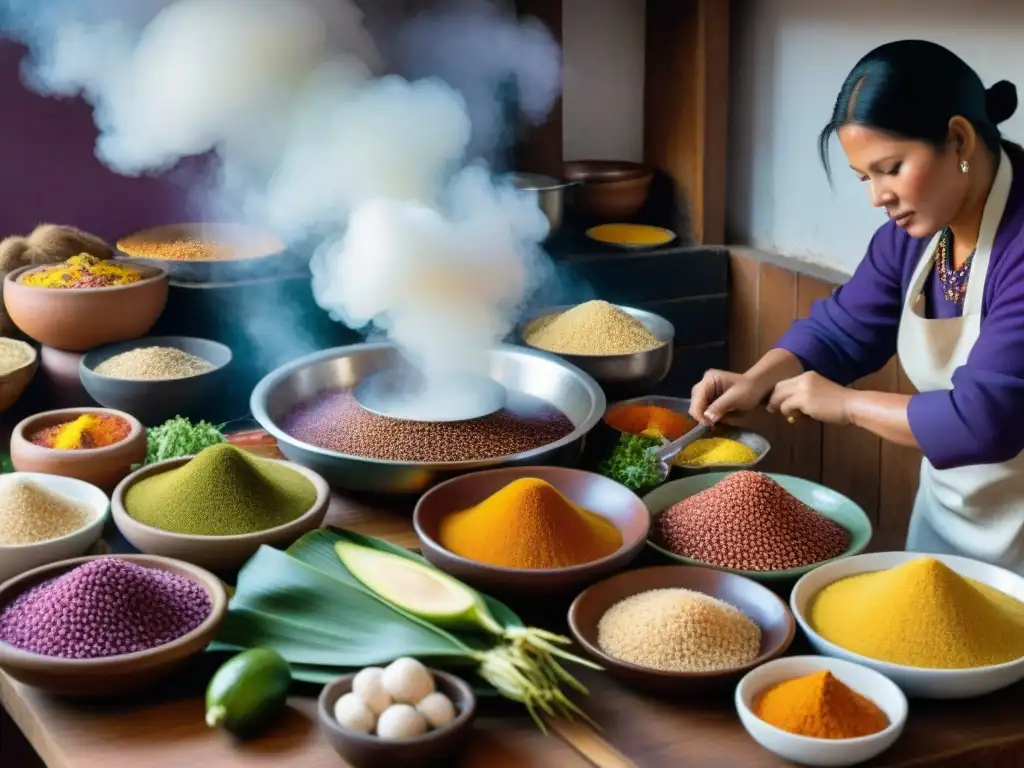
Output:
[{"left": 28, "top": 414, "right": 131, "bottom": 450}]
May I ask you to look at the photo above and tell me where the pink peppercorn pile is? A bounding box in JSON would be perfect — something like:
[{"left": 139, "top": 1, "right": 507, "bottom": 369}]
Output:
[
  {"left": 0, "top": 558, "right": 212, "bottom": 659},
  {"left": 655, "top": 471, "right": 850, "bottom": 571}
]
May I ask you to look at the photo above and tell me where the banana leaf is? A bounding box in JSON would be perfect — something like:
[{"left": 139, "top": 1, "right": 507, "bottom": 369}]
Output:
[
  {"left": 210, "top": 543, "right": 502, "bottom": 692},
  {"left": 287, "top": 527, "right": 523, "bottom": 630}
]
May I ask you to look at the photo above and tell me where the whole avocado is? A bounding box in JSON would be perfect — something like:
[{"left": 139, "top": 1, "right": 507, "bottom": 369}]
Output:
[{"left": 206, "top": 648, "right": 292, "bottom": 738}]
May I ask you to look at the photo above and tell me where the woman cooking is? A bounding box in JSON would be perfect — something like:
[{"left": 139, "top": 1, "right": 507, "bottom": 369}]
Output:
[{"left": 690, "top": 40, "right": 1024, "bottom": 574}]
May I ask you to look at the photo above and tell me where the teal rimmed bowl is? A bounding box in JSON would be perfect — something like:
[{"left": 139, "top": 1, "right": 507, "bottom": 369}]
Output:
[{"left": 643, "top": 472, "right": 873, "bottom": 582}]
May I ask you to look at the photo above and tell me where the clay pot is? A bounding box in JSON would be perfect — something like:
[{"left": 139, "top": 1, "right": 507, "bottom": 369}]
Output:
[
  {"left": 10, "top": 408, "right": 146, "bottom": 489},
  {"left": 0, "top": 339, "right": 37, "bottom": 413},
  {"left": 3, "top": 263, "right": 169, "bottom": 352},
  {"left": 563, "top": 160, "right": 654, "bottom": 221}
]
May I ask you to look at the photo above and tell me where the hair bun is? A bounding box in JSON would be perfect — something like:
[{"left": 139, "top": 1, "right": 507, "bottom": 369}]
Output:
[{"left": 986, "top": 80, "right": 1018, "bottom": 124}]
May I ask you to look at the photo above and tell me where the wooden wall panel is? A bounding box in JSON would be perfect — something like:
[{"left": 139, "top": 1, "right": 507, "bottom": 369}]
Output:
[
  {"left": 727, "top": 251, "right": 922, "bottom": 548},
  {"left": 644, "top": 0, "right": 729, "bottom": 244},
  {"left": 514, "top": 0, "right": 563, "bottom": 177}
]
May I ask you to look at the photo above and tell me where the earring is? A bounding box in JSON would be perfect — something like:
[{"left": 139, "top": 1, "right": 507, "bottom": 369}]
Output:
[{"left": 960, "top": 160, "right": 970, "bottom": 174}]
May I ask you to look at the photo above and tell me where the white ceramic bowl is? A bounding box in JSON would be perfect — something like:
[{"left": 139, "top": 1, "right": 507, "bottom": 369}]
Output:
[
  {"left": 791, "top": 551, "right": 1024, "bottom": 698},
  {"left": 0, "top": 472, "right": 110, "bottom": 584},
  {"left": 736, "top": 656, "right": 907, "bottom": 767}
]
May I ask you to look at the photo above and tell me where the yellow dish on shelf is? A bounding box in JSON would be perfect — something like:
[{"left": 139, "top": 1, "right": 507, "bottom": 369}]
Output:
[{"left": 586, "top": 224, "right": 676, "bottom": 249}]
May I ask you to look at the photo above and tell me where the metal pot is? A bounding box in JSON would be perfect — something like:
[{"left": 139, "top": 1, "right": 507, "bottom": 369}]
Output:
[{"left": 511, "top": 173, "right": 577, "bottom": 236}]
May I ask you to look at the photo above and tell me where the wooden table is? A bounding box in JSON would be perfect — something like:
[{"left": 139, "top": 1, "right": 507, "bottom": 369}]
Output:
[{"left": 3, "top": 492, "right": 1023, "bottom": 768}]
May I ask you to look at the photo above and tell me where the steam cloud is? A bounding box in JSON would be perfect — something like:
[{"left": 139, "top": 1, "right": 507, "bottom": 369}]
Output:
[{"left": 1, "top": 0, "right": 562, "bottom": 416}]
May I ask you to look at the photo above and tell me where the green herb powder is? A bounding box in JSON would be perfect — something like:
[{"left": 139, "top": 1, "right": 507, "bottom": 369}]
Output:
[{"left": 124, "top": 443, "right": 317, "bottom": 536}]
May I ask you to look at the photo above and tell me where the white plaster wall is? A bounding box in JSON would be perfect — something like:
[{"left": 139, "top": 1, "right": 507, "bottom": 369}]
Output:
[
  {"left": 561, "top": 0, "right": 646, "bottom": 162},
  {"left": 728, "top": 0, "right": 1024, "bottom": 273}
]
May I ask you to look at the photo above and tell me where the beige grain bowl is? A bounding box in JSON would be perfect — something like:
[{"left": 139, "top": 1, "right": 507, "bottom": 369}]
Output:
[{"left": 0, "top": 338, "right": 38, "bottom": 412}]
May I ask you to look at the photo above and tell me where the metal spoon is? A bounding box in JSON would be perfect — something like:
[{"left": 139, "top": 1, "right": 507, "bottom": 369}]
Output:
[{"left": 647, "top": 423, "right": 712, "bottom": 485}]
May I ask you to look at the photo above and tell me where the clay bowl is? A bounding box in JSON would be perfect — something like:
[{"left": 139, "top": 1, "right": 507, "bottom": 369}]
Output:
[
  {"left": 10, "top": 408, "right": 146, "bottom": 489},
  {"left": 568, "top": 565, "right": 796, "bottom": 694},
  {"left": 413, "top": 466, "right": 650, "bottom": 597},
  {"left": 0, "top": 554, "right": 227, "bottom": 697},
  {"left": 0, "top": 338, "right": 38, "bottom": 412},
  {"left": 318, "top": 669, "right": 477, "bottom": 768},
  {"left": 563, "top": 160, "right": 654, "bottom": 220},
  {"left": 111, "top": 454, "right": 330, "bottom": 571},
  {"left": 37, "top": 347, "right": 93, "bottom": 408},
  {"left": 3, "top": 262, "right": 169, "bottom": 352},
  {"left": 0, "top": 472, "right": 110, "bottom": 584},
  {"left": 79, "top": 335, "right": 233, "bottom": 426}
]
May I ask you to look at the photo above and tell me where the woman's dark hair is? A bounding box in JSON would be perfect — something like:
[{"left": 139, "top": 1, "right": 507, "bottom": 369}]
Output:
[{"left": 819, "top": 40, "right": 1018, "bottom": 180}]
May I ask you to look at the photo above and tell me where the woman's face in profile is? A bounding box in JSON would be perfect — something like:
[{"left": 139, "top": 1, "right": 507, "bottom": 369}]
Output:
[{"left": 839, "top": 124, "right": 967, "bottom": 239}]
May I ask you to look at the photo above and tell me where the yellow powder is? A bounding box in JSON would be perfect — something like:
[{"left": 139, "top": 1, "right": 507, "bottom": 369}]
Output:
[
  {"left": 674, "top": 437, "right": 758, "bottom": 468},
  {"left": 809, "top": 557, "right": 1024, "bottom": 668},
  {"left": 586, "top": 224, "right": 676, "bottom": 247},
  {"left": 20, "top": 254, "right": 141, "bottom": 288}
]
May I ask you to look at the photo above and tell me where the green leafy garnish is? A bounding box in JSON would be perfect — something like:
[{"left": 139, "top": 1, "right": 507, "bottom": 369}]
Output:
[
  {"left": 598, "top": 432, "right": 665, "bottom": 491},
  {"left": 144, "top": 416, "right": 226, "bottom": 465}
]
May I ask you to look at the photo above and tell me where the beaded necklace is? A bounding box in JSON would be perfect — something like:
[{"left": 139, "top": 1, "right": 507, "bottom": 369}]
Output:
[{"left": 934, "top": 227, "right": 976, "bottom": 306}]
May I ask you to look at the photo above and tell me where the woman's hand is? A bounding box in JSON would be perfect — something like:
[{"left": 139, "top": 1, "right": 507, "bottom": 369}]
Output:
[
  {"left": 768, "top": 372, "right": 854, "bottom": 425},
  {"left": 689, "top": 370, "right": 771, "bottom": 424}
]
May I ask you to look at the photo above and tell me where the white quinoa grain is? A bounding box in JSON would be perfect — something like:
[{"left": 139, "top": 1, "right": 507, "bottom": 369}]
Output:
[
  {"left": 94, "top": 347, "right": 214, "bottom": 380},
  {"left": 0, "top": 476, "right": 93, "bottom": 545},
  {"left": 596, "top": 587, "right": 762, "bottom": 672},
  {"left": 524, "top": 300, "right": 663, "bottom": 356}
]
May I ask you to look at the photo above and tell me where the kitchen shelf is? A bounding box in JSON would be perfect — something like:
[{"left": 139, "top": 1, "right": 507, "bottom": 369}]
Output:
[{"left": 514, "top": 0, "right": 729, "bottom": 245}]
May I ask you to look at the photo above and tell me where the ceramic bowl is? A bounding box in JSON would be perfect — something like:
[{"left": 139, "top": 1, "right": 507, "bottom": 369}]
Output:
[
  {"left": 9, "top": 407, "right": 146, "bottom": 489},
  {"left": 0, "top": 554, "right": 227, "bottom": 696},
  {"left": 79, "top": 335, "right": 234, "bottom": 426},
  {"left": 735, "top": 656, "right": 908, "bottom": 767},
  {"left": 111, "top": 454, "right": 330, "bottom": 571},
  {"left": 644, "top": 472, "right": 873, "bottom": 582},
  {"left": 568, "top": 565, "right": 795, "bottom": 693},
  {"left": 563, "top": 160, "right": 654, "bottom": 220},
  {"left": 518, "top": 304, "right": 674, "bottom": 395},
  {"left": 791, "top": 551, "right": 1024, "bottom": 698},
  {"left": 37, "top": 346, "right": 93, "bottom": 408},
  {"left": 414, "top": 466, "right": 650, "bottom": 597},
  {"left": 0, "top": 472, "right": 110, "bottom": 583},
  {"left": 0, "top": 338, "right": 38, "bottom": 413},
  {"left": 3, "top": 262, "right": 169, "bottom": 352},
  {"left": 318, "top": 669, "right": 477, "bottom": 768}
]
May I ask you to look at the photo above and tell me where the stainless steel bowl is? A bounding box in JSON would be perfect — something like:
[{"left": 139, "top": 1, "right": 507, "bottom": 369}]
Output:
[
  {"left": 249, "top": 342, "right": 606, "bottom": 494},
  {"left": 518, "top": 304, "right": 675, "bottom": 394},
  {"left": 511, "top": 173, "right": 577, "bottom": 236}
]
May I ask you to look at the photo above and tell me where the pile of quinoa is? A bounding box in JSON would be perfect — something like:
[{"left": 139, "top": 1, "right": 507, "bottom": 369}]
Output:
[
  {"left": 0, "top": 476, "right": 93, "bottom": 545},
  {"left": 524, "top": 300, "right": 664, "bottom": 356},
  {"left": 0, "top": 338, "right": 32, "bottom": 376},
  {"left": 282, "top": 389, "right": 575, "bottom": 462},
  {"left": 597, "top": 588, "right": 762, "bottom": 672},
  {"left": 94, "top": 346, "right": 214, "bottom": 380},
  {"left": 655, "top": 471, "right": 850, "bottom": 571},
  {"left": 0, "top": 558, "right": 211, "bottom": 658}
]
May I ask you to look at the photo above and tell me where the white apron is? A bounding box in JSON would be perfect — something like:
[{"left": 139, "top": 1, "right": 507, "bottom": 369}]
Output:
[{"left": 897, "top": 148, "right": 1024, "bottom": 574}]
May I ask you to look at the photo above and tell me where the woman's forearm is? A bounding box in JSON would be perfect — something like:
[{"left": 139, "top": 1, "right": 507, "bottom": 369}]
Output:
[
  {"left": 745, "top": 348, "right": 805, "bottom": 392},
  {"left": 845, "top": 390, "right": 920, "bottom": 448}
]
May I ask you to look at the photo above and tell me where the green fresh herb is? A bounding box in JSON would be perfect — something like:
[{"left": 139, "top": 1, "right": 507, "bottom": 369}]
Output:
[
  {"left": 0, "top": 453, "right": 12, "bottom": 474},
  {"left": 144, "top": 416, "right": 226, "bottom": 465},
  {"left": 598, "top": 432, "right": 666, "bottom": 491}
]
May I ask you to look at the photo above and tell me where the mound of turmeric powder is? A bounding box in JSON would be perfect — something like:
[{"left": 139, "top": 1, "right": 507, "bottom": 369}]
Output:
[
  {"left": 809, "top": 557, "right": 1024, "bottom": 668},
  {"left": 438, "top": 478, "right": 623, "bottom": 570}
]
